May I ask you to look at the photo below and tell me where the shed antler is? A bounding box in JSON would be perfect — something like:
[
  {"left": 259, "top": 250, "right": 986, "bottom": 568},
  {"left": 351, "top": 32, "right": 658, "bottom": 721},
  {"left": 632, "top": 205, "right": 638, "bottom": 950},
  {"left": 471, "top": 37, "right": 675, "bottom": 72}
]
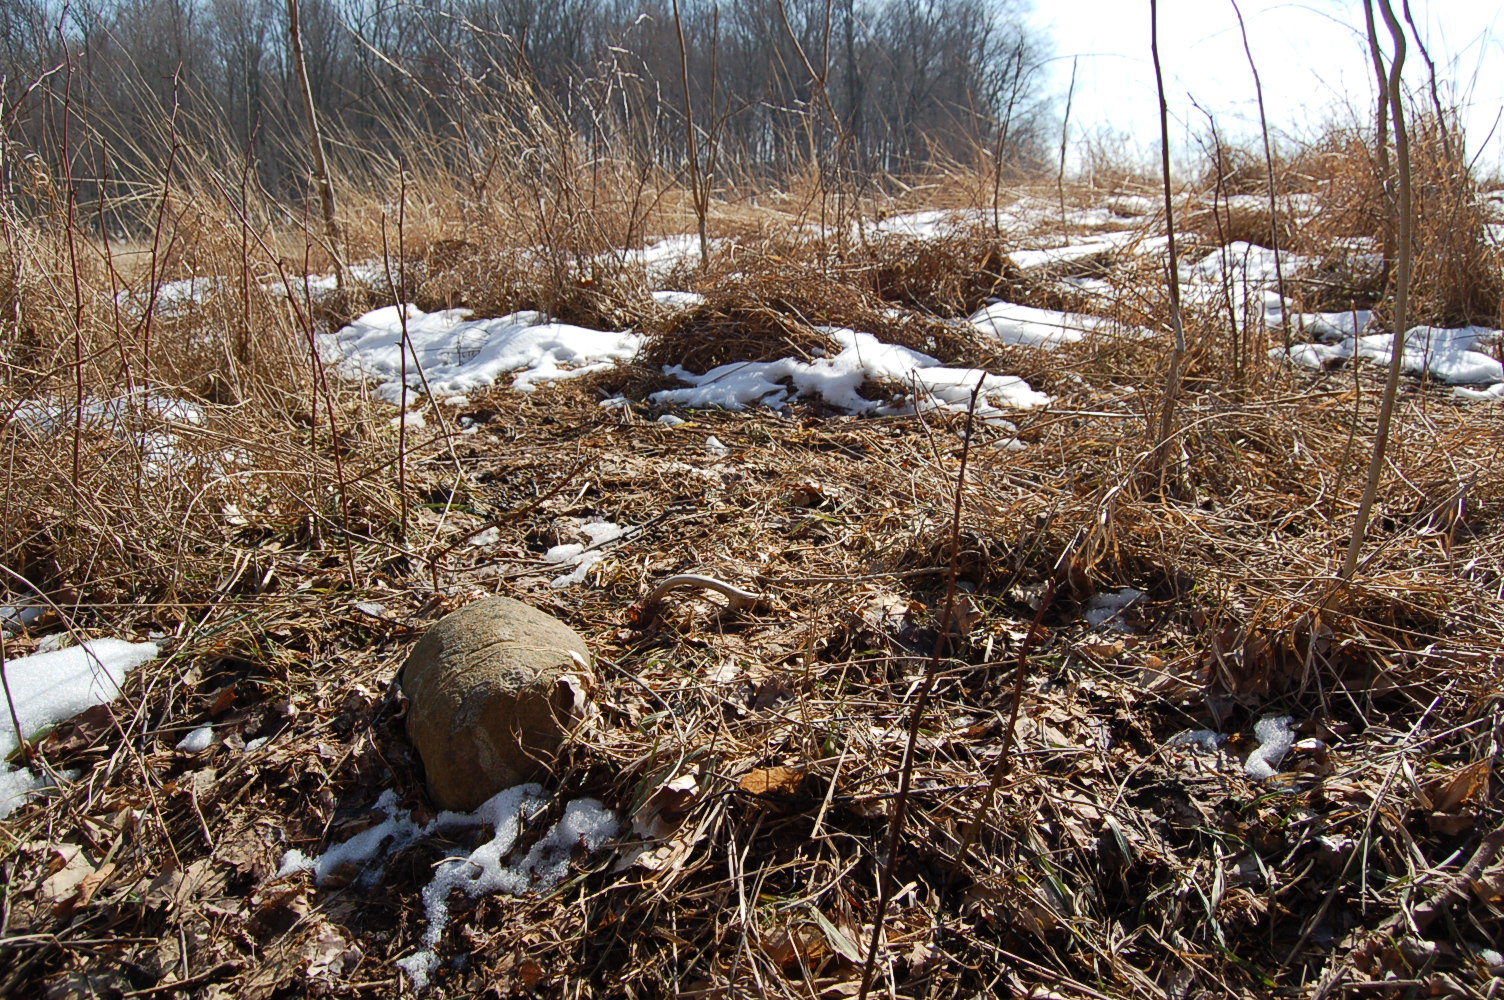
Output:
[{"left": 629, "top": 574, "right": 768, "bottom": 626}]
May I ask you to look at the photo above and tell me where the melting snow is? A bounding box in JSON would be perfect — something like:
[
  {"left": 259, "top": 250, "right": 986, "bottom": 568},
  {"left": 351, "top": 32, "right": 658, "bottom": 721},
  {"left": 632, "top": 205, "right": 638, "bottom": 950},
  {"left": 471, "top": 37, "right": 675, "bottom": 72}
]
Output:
[
  {"left": 1010, "top": 231, "right": 1166, "bottom": 272},
  {"left": 323, "top": 306, "right": 643, "bottom": 405},
  {"left": 1, "top": 604, "right": 45, "bottom": 637},
  {"left": 0, "top": 639, "right": 160, "bottom": 818},
  {"left": 1165, "top": 241, "right": 1502, "bottom": 399},
  {"left": 9, "top": 392, "right": 201, "bottom": 435},
  {"left": 865, "top": 209, "right": 962, "bottom": 240},
  {"left": 969, "top": 301, "right": 1123, "bottom": 349},
  {"left": 622, "top": 235, "right": 708, "bottom": 281},
  {"left": 1280, "top": 324, "right": 1503, "bottom": 388},
  {"left": 1245, "top": 716, "right": 1296, "bottom": 780},
  {"left": 546, "top": 521, "right": 627, "bottom": 588},
  {"left": 1168, "top": 729, "right": 1227, "bottom": 752},
  {"left": 176, "top": 724, "right": 214, "bottom": 753},
  {"left": 278, "top": 784, "right": 617, "bottom": 990},
  {"left": 651, "top": 328, "right": 1049, "bottom": 428},
  {"left": 1084, "top": 588, "right": 1146, "bottom": 630},
  {"left": 3, "top": 390, "right": 250, "bottom": 475},
  {"left": 651, "top": 290, "right": 706, "bottom": 310}
]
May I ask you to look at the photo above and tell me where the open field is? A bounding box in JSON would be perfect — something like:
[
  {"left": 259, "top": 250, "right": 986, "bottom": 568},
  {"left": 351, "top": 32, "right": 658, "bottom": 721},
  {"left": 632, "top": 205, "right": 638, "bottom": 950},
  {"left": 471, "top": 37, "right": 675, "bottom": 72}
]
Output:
[{"left": 3, "top": 99, "right": 1504, "bottom": 999}]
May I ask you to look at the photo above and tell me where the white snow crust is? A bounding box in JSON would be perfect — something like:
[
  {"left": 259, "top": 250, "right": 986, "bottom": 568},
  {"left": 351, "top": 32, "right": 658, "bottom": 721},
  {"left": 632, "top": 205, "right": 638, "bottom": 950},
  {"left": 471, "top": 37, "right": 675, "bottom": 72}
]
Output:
[
  {"left": 1280, "top": 324, "right": 1503, "bottom": 388},
  {"left": 545, "top": 521, "right": 627, "bottom": 588},
  {"left": 278, "top": 784, "right": 618, "bottom": 990},
  {"left": 969, "top": 301, "right": 1120, "bottom": 349},
  {"left": 323, "top": 306, "right": 643, "bottom": 404},
  {"left": 1245, "top": 716, "right": 1296, "bottom": 780},
  {"left": 176, "top": 724, "right": 215, "bottom": 753},
  {"left": 0, "top": 639, "right": 160, "bottom": 818},
  {"left": 650, "top": 328, "right": 1049, "bottom": 427}
]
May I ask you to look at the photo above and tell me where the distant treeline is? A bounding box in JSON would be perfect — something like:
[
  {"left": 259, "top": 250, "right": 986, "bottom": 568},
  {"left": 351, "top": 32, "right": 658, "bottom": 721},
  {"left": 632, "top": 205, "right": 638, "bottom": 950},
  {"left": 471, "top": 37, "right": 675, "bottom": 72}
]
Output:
[{"left": 1, "top": 0, "right": 1052, "bottom": 210}]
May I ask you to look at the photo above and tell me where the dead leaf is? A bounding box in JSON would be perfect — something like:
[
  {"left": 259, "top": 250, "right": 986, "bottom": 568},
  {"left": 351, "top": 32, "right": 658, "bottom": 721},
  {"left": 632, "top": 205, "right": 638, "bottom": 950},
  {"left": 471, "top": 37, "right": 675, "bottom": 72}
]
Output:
[
  {"left": 40, "top": 844, "right": 95, "bottom": 906},
  {"left": 787, "top": 481, "right": 828, "bottom": 507},
  {"left": 243, "top": 914, "right": 352, "bottom": 1000},
  {"left": 217, "top": 829, "right": 269, "bottom": 878},
  {"left": 190, "top": 766, "right": 218, "bottom": 798},
  {"left": 943, "top": 592, "right": 982, "bottom": 635},
  {"left": 516, "top": 959, "right": 545, "bottom": 989},
  {"left": 740, "top": 766, "right": 806, "bottom": 798},
  {"left": 751, "top": 675, "right": 795, "bottom": 711},
  {"left": 905, "top": 937, "right": 936, "bottom": 975},
  {"left": 249, "top": 885, "right": 311, "bottom": 938},
  {"left": 209, "top": 684, "right": 238, "bottom": 716},
  {"left": 809, "top": 908, "right": 863, "bottom": 964},
  {"left": 45, "top": 968, "right": 136, "bottom": 999},
  {"left": 1424, "top": 758, "right": 1491, "bottom": 814},
  {"left": 40, "top": 844, "right": 109, "bottom": 918},
  {"left": 72, "top": 861, "right": 116, "bottom": 910},
  {"left": 1470, "top": 861, "right": 1504, "bottom": 906},
  {"left": 306, "top": 922, "right": 363, "bottom": 990},
  {"left": 632, "top": 774, "right": 700, "bottom": 840},
  {"left": 859, "top": 589, "right": 911, "bottom": 630},
  {"left": 760, "top": 921, "right": 828, "bottom": 971},
  {"left": 1078, "top": 639, "right": 1125, "bottom": 659},
  {"left": 42, "top": 703, "right": 116, "bottom": 755},
  {"left": 554, "top": 673, "right": 595, "bottom": 726},
  {"left": 1427, "top": 811, "right": 1476, "bottom": 836},
  {"left": 146, "top": 857, "right": 219, "bottom": 912}
]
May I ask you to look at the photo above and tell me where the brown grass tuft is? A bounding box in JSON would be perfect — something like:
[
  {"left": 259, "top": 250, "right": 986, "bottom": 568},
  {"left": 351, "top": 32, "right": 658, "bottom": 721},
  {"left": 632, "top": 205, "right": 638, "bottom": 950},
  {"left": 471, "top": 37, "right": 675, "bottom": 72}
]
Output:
[
  {"left": 1292, "top": 114, "right": 1504, "bottom": 325},
  {"left": 637, "top": 232, "right": 997, "bottom": 375}
]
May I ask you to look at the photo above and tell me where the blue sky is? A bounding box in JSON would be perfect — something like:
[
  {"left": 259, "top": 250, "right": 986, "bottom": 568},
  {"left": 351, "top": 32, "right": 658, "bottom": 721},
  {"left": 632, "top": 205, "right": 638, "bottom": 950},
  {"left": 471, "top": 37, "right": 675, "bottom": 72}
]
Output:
[{"left": 1031, "top": 1, "right": 1504, "bottom": 171}]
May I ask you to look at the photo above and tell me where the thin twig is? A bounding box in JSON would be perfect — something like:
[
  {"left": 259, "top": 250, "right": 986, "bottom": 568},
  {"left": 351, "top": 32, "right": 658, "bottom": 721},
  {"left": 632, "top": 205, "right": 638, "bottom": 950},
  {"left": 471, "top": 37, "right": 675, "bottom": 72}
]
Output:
[
  {"left": 948, "top": 577, "right": 1057, "bottom": 875},
  {"left": 857, "top": 381, "right": 983, "bottom": 1000},
  {"left": 1148, "top": 0, "right": 1189, "bottom": 493},
  {"left": 1339, "top": 0, "right": 1412, "bottom": 583}
]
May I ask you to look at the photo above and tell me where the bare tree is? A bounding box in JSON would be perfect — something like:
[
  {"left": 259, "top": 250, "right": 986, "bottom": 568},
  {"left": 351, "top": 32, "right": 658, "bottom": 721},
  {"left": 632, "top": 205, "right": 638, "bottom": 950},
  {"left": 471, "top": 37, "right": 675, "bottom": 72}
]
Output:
[{"left": 0, "top": 0, "right": 1052, "bottom": 224}]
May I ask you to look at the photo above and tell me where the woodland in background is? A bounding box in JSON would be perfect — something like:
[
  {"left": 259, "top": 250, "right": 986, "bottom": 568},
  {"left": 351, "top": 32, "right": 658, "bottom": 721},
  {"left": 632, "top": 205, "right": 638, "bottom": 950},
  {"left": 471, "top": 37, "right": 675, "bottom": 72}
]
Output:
[{"left": 1, "top": 0, "right": 1052, "bottom": 223}]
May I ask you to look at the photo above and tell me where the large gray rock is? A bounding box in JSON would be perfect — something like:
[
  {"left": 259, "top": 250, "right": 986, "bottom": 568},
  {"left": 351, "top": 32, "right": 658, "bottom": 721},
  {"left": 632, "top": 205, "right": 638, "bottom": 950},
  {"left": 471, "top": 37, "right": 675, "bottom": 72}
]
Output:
[{"left": 400, "top": 597, "right": 596, "bottom": 810}]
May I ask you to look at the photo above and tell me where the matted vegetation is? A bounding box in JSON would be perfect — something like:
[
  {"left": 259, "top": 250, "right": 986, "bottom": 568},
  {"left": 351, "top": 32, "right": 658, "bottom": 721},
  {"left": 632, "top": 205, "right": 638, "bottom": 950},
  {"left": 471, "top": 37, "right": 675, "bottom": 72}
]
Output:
[{"left": 3, "top": 23, "right": 1504, "bottom": 1000}]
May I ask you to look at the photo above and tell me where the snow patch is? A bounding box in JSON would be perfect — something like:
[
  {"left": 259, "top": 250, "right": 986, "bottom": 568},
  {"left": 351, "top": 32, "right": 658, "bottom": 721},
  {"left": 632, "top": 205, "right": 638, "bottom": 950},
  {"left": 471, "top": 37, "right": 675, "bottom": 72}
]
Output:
[
  {"left": 651, "top": 328, "right": 1048, "bottom": 429},
  {"left": 1245, "top": 716, "right": 1296, "bottom": 780},
  {"left": 866, "top": 209, "right": 961, "bottom": 240},
  {"left": 1084, "top": 588, "right": 1145, "bottom": 630},
  {"left": 1279, "top": 324, "right": 1503, "bottom": 388},
  {"left": 624, "top": 235, "right": 708, "bottom": 280},
  {"left": 323, "top": 306, "right": 643, "bottom": 405},
  {"left": 8, "top": 391, "right": 207, "bottom": 473},
  {"left": 278, "top": 784, "right": 617, "bottom": 991},
  {"left": 1, "top": 604, "right": 45, "bottom": 637},
  {"left": 546, "top": 521, "right": 627, "bottom": 588},
  {"left": 651, "top": 290, "right": 706, "bottom": 310},
  {"left": 0, "top": 639, "right": 160, "bottom": 818},
  {"left": 176, "top": 725, "right": 214, "bottom": 753},
  {"left": 969, "top": 301, "right": 1126, "bottom": 349},
  {"left": 1168, "top": 730, "right": 1227, "bottom": 753}
]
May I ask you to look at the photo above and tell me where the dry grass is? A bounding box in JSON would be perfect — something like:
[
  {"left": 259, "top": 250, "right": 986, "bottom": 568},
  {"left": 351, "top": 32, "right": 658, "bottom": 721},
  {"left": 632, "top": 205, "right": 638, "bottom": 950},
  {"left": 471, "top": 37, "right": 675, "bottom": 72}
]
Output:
[
  {"left": 636, "top": 228, "right": 1019, "bottom": 376},
  {"left": 3, "top": 99, "right": 1504, "bottom": 1000},
  {"left": 1289, "top": 114, "right": 1504, "bottom": 324}
]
